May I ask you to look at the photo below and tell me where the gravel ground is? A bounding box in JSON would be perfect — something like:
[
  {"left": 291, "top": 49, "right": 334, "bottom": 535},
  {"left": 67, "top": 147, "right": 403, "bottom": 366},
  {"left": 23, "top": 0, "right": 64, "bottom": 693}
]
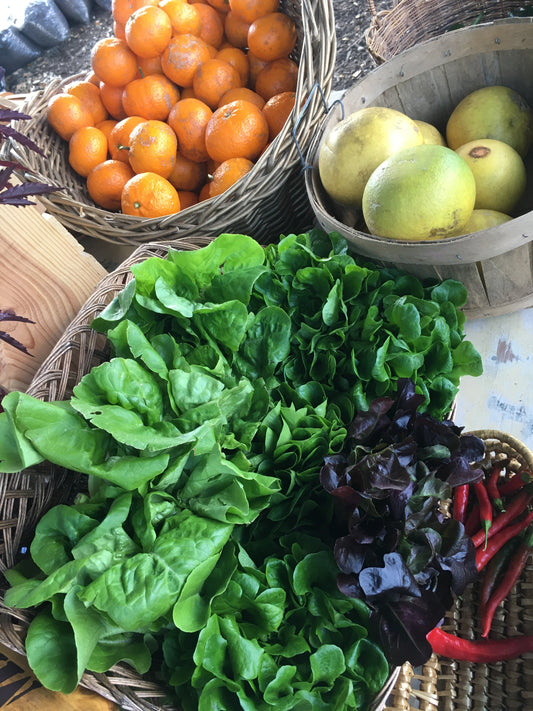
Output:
[{"left": 4, "top": 1, "right": 393, "bottom": 95}]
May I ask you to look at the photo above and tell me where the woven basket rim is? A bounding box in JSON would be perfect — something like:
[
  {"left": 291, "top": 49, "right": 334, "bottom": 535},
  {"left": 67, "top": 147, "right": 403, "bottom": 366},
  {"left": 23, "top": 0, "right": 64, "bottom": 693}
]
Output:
[{"left": 365, "top": 0, "right": 533, "bottom": 64}]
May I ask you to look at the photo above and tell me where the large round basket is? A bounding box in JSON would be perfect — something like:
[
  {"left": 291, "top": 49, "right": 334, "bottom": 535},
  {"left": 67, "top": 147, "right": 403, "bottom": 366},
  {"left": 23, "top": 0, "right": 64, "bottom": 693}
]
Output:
[
  {"left": 365, "top": 0, "right": 533, "bottom": 64},
  {"left": 305, "top": 18, "right": 533, "bottom": 319},
  {"left": 0, "top": 235, "right": 403, "bottom": 711},
  {"left": 3, "top": 0, "right": 335, "bottom": 247}
]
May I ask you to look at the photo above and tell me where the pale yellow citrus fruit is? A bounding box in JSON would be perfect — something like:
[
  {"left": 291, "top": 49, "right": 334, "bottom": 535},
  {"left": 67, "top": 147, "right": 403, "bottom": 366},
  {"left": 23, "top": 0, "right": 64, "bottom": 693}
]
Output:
[
  {"left": 446, "top": 85, "right": 533, "bottom": 158},
  {"left": 454, "top": 138, "right": 526, "bottom": 214},
  {"left": 414, "top": 119, "right": 447, "bottom": 146},
  {"left": 362, "top": 144, "right": 476, "bottom": 241},
  {"left": 318, "top": 106, "right": 423, "bottom": 207},
  {"left": 452, "top": 209, "right": 512, "bottom": 236}
]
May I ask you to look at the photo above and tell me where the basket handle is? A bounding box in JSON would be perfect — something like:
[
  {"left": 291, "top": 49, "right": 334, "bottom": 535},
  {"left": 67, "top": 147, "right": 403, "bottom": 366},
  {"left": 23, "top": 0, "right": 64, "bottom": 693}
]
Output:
[{"left": 292, "top": 82, "right": 344, "bottom": 171}]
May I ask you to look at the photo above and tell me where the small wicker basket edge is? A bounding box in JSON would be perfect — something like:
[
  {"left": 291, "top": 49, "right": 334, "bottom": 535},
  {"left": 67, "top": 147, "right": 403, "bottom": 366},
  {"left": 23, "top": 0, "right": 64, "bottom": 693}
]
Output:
[
  {"left": 3, "top": 0, "right": 336, "bottom": 247},
  {"left": 365, "top": 0, "right": 533, "bottom": 64}
]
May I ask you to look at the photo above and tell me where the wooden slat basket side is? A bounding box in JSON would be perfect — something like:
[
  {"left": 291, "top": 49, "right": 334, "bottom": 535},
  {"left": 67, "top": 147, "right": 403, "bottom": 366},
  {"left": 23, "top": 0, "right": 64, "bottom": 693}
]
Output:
[
  {"left": 305, "top": 18, "right": 533, "bottom": 319},
  {"left": 365, "top": 0, "right": 533, "bottom": 65},
  {"left": 2, "top": 0, "right": 336, "bottom": 246}
]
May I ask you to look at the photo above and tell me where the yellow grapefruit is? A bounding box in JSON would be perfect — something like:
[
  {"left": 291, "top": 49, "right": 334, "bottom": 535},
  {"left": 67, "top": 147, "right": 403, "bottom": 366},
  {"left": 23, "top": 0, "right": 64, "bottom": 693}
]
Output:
[
  {"left": 362, "top": 144, "right": 476, "bottom": 241},
  {"left": 318, "top": 106, "right": 422, "bottom": 207},
  {"left": 454, "top": 138, "right": 526, "bottom": 214},
  {"left": 446, "top": 85, "right": 533, "bottom": 158},
  {"left": 452, "top": 209, "right": 512, "bottom": 236},
  {"left": 414, "top": 119, "right": 447, "bottom": 146}
]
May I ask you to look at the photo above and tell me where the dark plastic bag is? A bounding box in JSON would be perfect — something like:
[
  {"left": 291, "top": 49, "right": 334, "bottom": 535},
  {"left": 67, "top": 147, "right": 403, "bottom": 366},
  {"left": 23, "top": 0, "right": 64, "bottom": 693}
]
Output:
[
  {"left": 53, "top": 0, "right": 92, "bottom": 25},
  {"left": 0, "top": 25, "right": 41, "bottom": 74},
  {"left": 14, "top": 0, "right": 70, "bottom": 48},
  {"left": 93, "top": 0, "right": 112, "bottom": 10}
]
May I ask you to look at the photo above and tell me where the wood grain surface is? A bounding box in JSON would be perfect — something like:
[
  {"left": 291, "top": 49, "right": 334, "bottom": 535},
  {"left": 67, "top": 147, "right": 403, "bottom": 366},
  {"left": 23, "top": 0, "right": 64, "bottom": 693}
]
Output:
[{"left": 0, "top": 200, "right": 107, "bottom": 392}]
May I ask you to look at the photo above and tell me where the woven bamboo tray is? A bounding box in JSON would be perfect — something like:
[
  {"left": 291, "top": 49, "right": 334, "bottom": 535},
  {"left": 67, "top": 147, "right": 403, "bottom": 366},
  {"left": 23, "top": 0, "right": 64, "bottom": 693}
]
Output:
[
  {"left": 365, "top": 0, "right": 533, "bottom": 64},
  {"left": 2, "top": 237, "right": 533, "bottom": 709},
  {"left": 0, "top": 235, "right": 403, "bottom": 711},
  {"left": 305, "top": 18, "right": 533, "bottom": 319},
  {"left": 2, "top": 0, "right": 335, "bottom": 247},
  {"left": 379, "top": 429, "right": 533, "bottom": 711}
]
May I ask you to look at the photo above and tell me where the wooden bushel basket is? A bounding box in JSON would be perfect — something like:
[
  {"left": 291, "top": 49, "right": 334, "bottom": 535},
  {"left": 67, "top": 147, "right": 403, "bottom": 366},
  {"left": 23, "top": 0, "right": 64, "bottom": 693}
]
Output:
[
  {"left": 305, "top": 18, "right": 533, "bottom": 319},
  {"left": 2, "top": 0, "right": 336, "bottom": 247}
]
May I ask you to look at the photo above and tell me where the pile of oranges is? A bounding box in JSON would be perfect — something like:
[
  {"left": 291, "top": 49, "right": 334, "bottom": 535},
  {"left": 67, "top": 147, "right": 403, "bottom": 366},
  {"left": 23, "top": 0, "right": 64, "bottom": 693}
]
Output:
[{"left": 46, "top": 0, "right": 300, "bottom": 217}]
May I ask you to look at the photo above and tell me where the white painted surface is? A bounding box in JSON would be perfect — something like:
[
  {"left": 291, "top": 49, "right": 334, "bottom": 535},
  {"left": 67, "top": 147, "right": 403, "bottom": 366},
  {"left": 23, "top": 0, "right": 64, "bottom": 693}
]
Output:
[{"left": 454, "top": 308, "right": 533, "bottom": 448}]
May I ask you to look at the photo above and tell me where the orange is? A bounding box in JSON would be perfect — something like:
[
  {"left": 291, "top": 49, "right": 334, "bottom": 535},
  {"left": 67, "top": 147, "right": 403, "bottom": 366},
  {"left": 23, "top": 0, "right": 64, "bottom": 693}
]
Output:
[
  {"left": 205, "top": 98, "right": 269, "bottom": 162},
  {"left": 247, "top": 50, "right": 269, "bottom": 88},
  {"left": 99, "top": 81, "right": 128, "bottom": 120},
  {"left": 228, "top": 0, "right": 278, "bottom": 23},
  {"left": 65, "top": 80, "right": 108, "bottom": 124},
  {"left": 159, "top": 0, "right": 201, "bottom": 36},
  {"left": 109, "top": 115, "right": 146, "bottom": 162},
  {"left": 122, "top": 73, "right": 180, "bottom": 120},
  {"left": 194, "top": 3, "right": 224, "bottom": 48},
  {"left": 216, "top": 46, "right": 248, "bottom": 85},
  {"left": 91, "top": 37, "right": 139, "bottom": 87},
  {"left": 47, "top": 93, "right": 95, "bottom": 141},
  {"left": 167, "top": 150, "right": 207, "bottom": 191},
  {"left": 262, "top": 90, "right": 295, "bottom": 139},
  {"left": 207, "top": 0, "right": 230, "bottom": 14},
  {"left": 121, "top": 171, "right": 181, "bottom": 216},
  {"left": 167, "top": 97, "right": 213, "bottom": 162},
  {"left": 161, "top": 34, "right": 212, "bottom": 87},
  {"left": 125, "top": 5, "right": 172, "bottom": 58},
  {"left": 177, "top": 190, "right": 199, "bottom": 209},
  {"left": 192, "top": 58, "right": 242, "bottom": 109},
  {"left": 247, "top": 12, "right": 297, "bottom": 62},
  {"left": 254, "top": 56, "right": 298, "bottom": 100},
  {"left": 112, "top": 0, "right": 159, "bottom": 25},
  {"left": 114, "top": 19, "right": 127, "bottom": 39},
  {"left": 96, "top": 118, "right": 118, "bottom": 146},
  {"left": 87, "top": 159, "right": 135, "bottom": 210},
  {"left": 180, "top": 86, "right": 197, "bottom": 100},
  {"left": 217, "top": 86, "right": 264, "bottom": 109},
  {"left": 136, "top": 54, "right": 163, "bottom": 77},
  {"left": 223, "top": 10, "right": 250, "bottom": 48},
  {"left": 128, "top": 119, "right": 178, "bottom": 177},
  {"left": 209, "top": 156, "right": 253, "bottom": 196},
  {"left": 198, "top": 182, "right": 212, "bottom": 201},
  {"left": 68, "top": 126, "right": 108, "bottom": 177}
]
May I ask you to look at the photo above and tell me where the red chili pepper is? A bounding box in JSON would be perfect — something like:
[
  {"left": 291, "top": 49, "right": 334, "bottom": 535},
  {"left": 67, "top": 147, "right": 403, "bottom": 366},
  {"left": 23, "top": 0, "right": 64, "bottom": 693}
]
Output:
[
  {"left": 480, "top": 527, "right": 533, "bottom": 638},
  {"left": 499, "top": 470, "right": 533, "bottom": 498},
  {"left": 473, "top": 480, "right": 493, "bottom": 549},
  {"left": 476, "top": 509, "right": 533, "bottom": 571},
  {"left": 486, "top": 463, "right": 504, "bottom": 511},
  {"left": 452, "top": 483, "right": 469, "bottom": 524},
  {"left": 479, "top": 537, "right": 519, "bottom": 613},
  {"left": 472, "top": 490, "right": 532, "bottom": 549},
  {"left": 427, "top": 626, "right": 533, "bottom": 662},
  {"left": 464, "top": 502, "right": 480, "bottom": 537}
]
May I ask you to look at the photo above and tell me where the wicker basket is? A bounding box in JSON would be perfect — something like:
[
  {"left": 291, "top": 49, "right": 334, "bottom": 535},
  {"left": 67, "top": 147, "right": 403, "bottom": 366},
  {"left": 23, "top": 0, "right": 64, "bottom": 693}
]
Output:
[
  {"left": 378, "top": 429, "right": 533, "bottom": 711},
  {"left": 365, "top": 0, "right": 533, "bottom": 64},
  {"left": 2, "top": 0, "right": 335, "bottom": 247},
  {"left": 305, "top": 18, "right": 533, "bottom": 319},
  {"left": 0, "top": 235, "right": 402, "bottom": 711}
]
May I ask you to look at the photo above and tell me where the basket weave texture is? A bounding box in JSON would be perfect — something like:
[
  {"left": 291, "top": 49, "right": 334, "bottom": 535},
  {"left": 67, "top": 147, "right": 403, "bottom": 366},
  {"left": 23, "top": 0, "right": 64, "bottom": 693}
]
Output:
[
  {"left": 3, "top": 0, "right": 335, "bottom": 247},
  {"left": 2, "top": 230, "right": 533, "bottom": 708},
  {"left": 365, "top": 0, "right": 533, "bottom": 63}
]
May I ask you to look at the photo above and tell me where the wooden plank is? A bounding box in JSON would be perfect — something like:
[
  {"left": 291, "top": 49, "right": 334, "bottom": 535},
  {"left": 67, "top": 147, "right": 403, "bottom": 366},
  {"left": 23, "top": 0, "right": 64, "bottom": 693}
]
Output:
[
  {"left": 0, "top": 202, "right": 107, "bottom": 392},
  {"left": 0, "top": 644, "right": 118, "bottom": 710}
]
